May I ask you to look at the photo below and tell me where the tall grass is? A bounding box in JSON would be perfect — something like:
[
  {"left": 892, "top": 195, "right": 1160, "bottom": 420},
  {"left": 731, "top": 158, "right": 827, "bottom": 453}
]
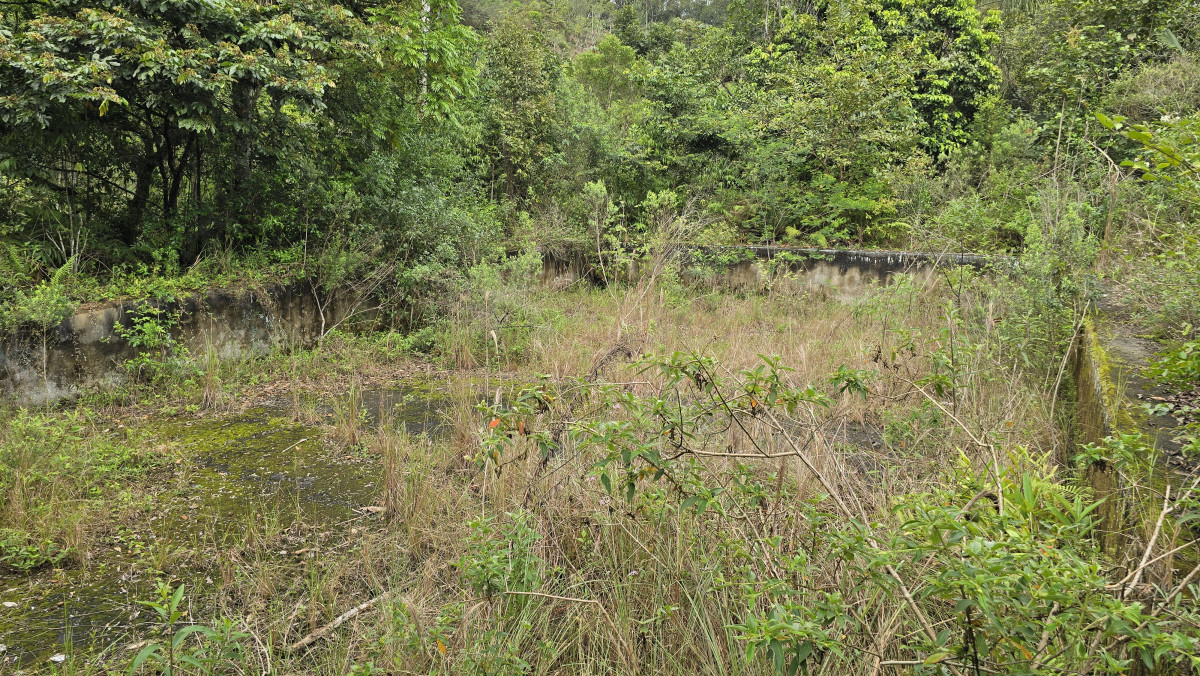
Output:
[
  {"left": 217, "top": 272, "right": 1083, "bottom": 674},
  {"left": 9, "top": 267, "right": 1198, "bottom": 674},
  {"left": 0, "top": 410, "right": 160, "bottom": 574}
]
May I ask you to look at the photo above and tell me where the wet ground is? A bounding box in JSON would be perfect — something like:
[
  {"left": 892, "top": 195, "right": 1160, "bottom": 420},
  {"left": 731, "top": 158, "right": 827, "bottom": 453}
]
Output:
[
  {"left": 0, "top": 385, "right": 449, "bottom": 670},
  {"left": 1099, "top": 318, "right": 1196, "bottom": 466}
]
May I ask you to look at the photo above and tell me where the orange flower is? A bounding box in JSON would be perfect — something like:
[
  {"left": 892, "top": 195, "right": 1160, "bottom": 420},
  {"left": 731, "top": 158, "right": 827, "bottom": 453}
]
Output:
[{"left": 489, "top": 418, "right": 500, "bottom": 429}]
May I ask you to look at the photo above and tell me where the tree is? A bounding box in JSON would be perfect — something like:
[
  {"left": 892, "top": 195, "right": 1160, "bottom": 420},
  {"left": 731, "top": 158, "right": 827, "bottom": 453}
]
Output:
[
  {"left": 873, "top": 0, "right": 1002, "bottom": 156},
  {"left": 575, "top": 35, "right": 640, "bottom": 108},
  {"left": 0, "top": 0, "right": 477, "bottom": 263},
  {"left": 480, "top": 11, "right": 563, "bottom": 203},
  {"left": 1004, "top": 0, "right": 1200, "bottom": 117}
]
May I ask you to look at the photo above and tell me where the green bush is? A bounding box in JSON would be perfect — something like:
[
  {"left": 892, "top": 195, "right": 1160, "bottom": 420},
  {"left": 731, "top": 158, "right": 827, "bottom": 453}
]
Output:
[
  {"left": 1149, "top": 338, "right": 1200, "bottom": 388},
  {"left": 458, "top": 510, "right": 545, "bottom": 598}
]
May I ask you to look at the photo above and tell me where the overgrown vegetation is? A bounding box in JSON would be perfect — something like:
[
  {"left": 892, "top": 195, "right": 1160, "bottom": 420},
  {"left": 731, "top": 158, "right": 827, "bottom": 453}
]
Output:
[
  {"left": 3, "top": 0, "right": 1200, "bottom": 672},
  {"left": 2, "top": 0, "right": 1197, "bottom": 334},
  {"left": 0, "top": 260, "right": 1189, "bottom": 672}
]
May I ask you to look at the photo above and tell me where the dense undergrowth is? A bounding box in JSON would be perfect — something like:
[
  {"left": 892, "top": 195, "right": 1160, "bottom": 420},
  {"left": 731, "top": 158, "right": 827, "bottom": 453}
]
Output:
[
  {"left": 2, "top": 0, "right": 1199, "bottom": 341},
  {"left": 3, "top": 0, "right": 1200, "bottom": 671},
  {"left": 0, "top": 246, "right": 1197, "bottom": 673}
]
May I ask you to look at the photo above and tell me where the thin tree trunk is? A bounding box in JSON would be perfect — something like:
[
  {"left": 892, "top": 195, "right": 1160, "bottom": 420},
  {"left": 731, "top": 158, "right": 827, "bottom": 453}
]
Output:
[
  {"left": 123, "top": 147, "right": 156, "bottom": 246},
  {"left": 226, "top": 79, "right": 260, "bottom": 239},
  {"left": 165, "top": 135, "right": 194, "bottom": 220}
]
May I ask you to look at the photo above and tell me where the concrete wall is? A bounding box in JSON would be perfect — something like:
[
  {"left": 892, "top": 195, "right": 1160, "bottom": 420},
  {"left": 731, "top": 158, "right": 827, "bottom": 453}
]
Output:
[
  {"left": 5, "top": 247, "right": 996, "bottom": 406},
  {"left": 0, "top": 286, "right": 352, "bottom": 405},
  {"left": 1071, "top": 316, "right": 1182, "bottom": 586},
  {"left": 1072, "top": 319, "right": 1124, "bottom": 554}
]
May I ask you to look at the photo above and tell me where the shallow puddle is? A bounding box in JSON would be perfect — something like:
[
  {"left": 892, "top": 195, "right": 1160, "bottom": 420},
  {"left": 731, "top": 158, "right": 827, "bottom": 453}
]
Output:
[{"left": 0, "top": 385, "right": 451, "bottom": 669}]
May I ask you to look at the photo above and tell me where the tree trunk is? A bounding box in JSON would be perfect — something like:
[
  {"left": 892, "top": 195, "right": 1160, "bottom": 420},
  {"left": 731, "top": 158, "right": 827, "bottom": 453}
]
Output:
[
  {"left": 165, "top": 135, "right": 194, "bottom": 220},
  {"left": 180, "top": 135, "right": 206, "bottom": 267},
  {"left": 224, "top": 78, "right": 261, "bottom": 241},
  {"left": 123, "top": 148, "right": 156, "bottom": 247}
]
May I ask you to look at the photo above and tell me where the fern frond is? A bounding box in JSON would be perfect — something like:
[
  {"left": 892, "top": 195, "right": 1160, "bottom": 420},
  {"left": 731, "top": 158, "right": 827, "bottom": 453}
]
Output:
[{"left": 50, "top": 254, "right": 77, "bottom": 287}]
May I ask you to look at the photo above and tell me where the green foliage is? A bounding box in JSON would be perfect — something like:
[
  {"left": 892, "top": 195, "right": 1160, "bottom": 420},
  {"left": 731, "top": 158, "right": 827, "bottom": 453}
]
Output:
[
  {"left": 128, "top": 583, "right": 248, "bottom": 675},
  {"left": 734, "top": 593, "right": 848, "bottom": 675},
  {"left": 575, "top": 35, "right": 641, "bottom": 108},
  {"left": 0, "top": 528, "right": 69, "bottom": 573},
  {"left": 0, "top": 410, "right": 158, "bottom": 573},
  {"left": 875, "top": 473, "right": 1180, "bottom": 675},
  {"left": 458, "top": 510, "right": 545, "bottom": 598},
  {"left": 1097, "top": 111, "right": 1200, "bottom": 205},
  {"left": 873, "top": 0, "right": 1003, "bottom": 156},
  {"left": 1096, "top": 110, "right": 1200, "bottom": 332},
  {"left": 114, "top": 304, "right": 193, "bottom": 384},
  {"left": 1148, "top": 337, "right": 1200, "bottom": 387},
  {"left": 1006, "top": 0, "right": 1200, "bottom": 117},
  {"left": 555, "top": 0, "right": 1002, "bottom": 246},
  {"left": 1076, "top": 431, "right": 1153, "bottom": 470},
  {"left": 475, "top": 349, "right": 1200, "bottom": 673},
  {"left": 480, "top": 10, "right": 564, "bottom": 205},
  {"left": 1, "top": 255, "right": 76, "bottom": 331},
  {"left": 0, "top": 0, "right": 480, "bottom": 281},
  {"left": 829, "top": 364, "right": 874, "bottom": 399}
]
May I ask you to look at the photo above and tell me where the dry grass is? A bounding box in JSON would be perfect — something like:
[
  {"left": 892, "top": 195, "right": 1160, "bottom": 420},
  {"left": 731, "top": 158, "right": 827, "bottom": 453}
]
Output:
[
  {"left": 179, "top": 273, "right": 1070, "bottom": 675},
  {"left": 2, "top": 271, "right": 1110, "bottom": 674}
]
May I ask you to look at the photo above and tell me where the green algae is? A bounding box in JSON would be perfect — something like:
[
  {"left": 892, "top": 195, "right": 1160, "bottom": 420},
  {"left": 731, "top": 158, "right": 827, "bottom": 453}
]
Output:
[
  {"left": 151, "top": 409, "right": 372, "bottom": 533},
  {"left": 0, "top": 383, "right": 451, "bottom": 670}
]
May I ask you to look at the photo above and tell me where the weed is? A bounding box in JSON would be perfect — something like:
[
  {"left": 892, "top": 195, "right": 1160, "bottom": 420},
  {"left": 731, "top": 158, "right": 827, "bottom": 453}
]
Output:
[
  {"left": 1148, "top": 337, "right": 1200, "bottom": 388},
  {"left": 332, "top": 380, "right": 365, "bottom": 447},
  {"left": 458, "top": 510, "right": 544, "bottom": 599},
  {"left": 127, "top": 583, "right": 248, "bottom": 675}
]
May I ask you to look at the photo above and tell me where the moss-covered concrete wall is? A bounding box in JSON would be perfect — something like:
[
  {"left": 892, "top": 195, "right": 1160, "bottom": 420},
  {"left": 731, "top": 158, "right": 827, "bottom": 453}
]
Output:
[
  {"left": 1071, "top": 315, "right": 1183, "bottom": 586},
  {"left": 5, "top": 246, "right": 1000, "bottom": 405},
  {"left": 0, "top": 286, "right": 359, "bottom": 405},
  {"left": 1073, "top": 318, "right": 1124, "bottom": 553}
]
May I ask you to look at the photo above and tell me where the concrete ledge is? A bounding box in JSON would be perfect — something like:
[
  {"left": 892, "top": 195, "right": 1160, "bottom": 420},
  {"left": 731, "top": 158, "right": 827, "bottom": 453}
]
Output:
[
  {"left": 6, "top": 246, "right": 1007, "bottom": 406},
  {"left": 0, "top": 285, "right": 356, "bottom": 405},
  {"left": 1071, "top": 313, "right": 1188, "bottom": 581},
  {"left": 695, "top": 245, "right": 1003, "bottom": 269}
]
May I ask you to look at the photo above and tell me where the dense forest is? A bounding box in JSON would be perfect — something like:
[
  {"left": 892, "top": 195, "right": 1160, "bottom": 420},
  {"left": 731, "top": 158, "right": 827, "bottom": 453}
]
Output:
[
  {"left": 2, "top": 0, "right": 1197, "bottom": 330},
  {"left": 3, "top": 0, "right": 1200, "bottom": 673}
]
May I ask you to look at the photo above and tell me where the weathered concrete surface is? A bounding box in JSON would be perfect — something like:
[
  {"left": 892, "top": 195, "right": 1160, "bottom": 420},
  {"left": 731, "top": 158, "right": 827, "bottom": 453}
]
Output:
[
  {"left": 1070, "top": 308, "right": 1190, "bottom": 585},
  {"left": 1072, "top": 317, "right": 1127, "bottom": 555},
  {"left": 0, "top": 286, "right": 354, "bottom": 405}
]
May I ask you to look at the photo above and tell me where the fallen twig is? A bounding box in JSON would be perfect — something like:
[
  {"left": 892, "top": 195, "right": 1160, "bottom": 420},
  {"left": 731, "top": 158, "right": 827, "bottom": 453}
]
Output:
[
  {"left": 884, "top": 565, "right": 965, "bottom": 676},
  {"left": 1127, "top": 485, "right": 1171, "bottom": 596},
  {"left": 287, "top": 593, "right": 388, "bottom": 653}
]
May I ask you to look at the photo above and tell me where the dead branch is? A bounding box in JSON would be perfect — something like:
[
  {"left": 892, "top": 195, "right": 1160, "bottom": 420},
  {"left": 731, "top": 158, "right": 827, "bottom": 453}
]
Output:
[{"left": 287, "top": 593, "right": 389, "bottom": 653}]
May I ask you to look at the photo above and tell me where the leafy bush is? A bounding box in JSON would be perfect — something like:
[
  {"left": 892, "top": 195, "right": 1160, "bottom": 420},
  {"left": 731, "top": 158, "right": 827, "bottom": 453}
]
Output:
[
  {"left": 458, "top": 510, "right": 545, "bottom": 598},
  {"left": 112, "top": 303, "right": 201, "bottom": 388},
  {"left": 473, "top": 350, "right": 1200, "bottom": 673},
  {"left": 1149, "top": 338, "right": 1200, "bottom": 388}
]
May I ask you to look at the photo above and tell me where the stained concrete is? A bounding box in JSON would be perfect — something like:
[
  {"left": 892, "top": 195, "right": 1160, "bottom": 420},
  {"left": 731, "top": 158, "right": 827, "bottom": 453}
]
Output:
[{"left": 0, "top": 286, "right": 354, "bottom": 405}]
